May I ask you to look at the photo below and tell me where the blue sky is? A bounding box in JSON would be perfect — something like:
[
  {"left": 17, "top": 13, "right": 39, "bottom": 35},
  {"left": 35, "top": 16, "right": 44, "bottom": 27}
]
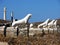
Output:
[{"left": 0, "top": 0, "right": 60, "bottom": 22}]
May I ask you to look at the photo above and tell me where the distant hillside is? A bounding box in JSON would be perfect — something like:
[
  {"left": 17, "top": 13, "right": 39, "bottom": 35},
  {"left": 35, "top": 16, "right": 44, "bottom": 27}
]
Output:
[
  {"left": 0, "top": 19, "right": 60, "bottom": 27},
  {"left": 0, "top": 19, "right": 11, "bottom": 26},
  {"left": 57, "top": 19, "right": 60, "bottom": 25},
  {"left": 30, "top": 19, "right": 60, "bottom": 28},
  {"left": 0, "top": 19, "right": 10, "bottom": 23}
]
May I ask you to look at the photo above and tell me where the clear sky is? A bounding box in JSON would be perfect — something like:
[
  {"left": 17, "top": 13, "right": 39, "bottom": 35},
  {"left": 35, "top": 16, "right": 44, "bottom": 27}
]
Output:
[{"left": 0, "top": 0, "right": 60, "bottom": 22}]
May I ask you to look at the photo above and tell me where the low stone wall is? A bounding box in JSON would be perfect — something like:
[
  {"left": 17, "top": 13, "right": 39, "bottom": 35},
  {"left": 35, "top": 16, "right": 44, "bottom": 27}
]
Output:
[{"left": 0, "top": 27, "right": 60, "bottom": 37}]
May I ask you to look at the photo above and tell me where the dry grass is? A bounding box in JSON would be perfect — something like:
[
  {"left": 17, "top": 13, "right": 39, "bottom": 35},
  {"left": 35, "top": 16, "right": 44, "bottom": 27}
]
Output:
[{"left": 0, "top": 33, "right": 60, "bottom": 45}]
